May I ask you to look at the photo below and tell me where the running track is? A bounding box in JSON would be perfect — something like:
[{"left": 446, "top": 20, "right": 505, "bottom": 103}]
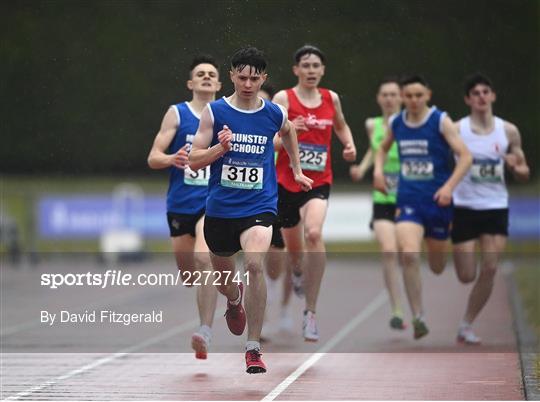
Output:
[{"left": 1, "top": 256, "right": 524, "bottom": 400}]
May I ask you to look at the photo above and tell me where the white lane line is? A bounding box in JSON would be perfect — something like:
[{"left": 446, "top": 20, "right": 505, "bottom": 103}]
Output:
[
  {"left": 262, "top": 291, "right": 387, "bottom": 401},
  {"left": 4, "top": 309, "right": 223, "bottom": 401}
]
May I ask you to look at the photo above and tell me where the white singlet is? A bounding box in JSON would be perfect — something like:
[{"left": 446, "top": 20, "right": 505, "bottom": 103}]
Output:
[{"left": 453, "top": 116, "right": 509, "bottom": 210}]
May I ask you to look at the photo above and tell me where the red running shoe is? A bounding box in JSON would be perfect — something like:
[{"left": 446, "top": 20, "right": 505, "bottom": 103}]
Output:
[
  {"left": 191, "top": 332, "right": 210, "bottom": 360},
  {"left": 245, "top": 349, "right": 266, "bottom": 374},
  {"left": 224, "top": 283, "right": 246, "bottom": 336}
]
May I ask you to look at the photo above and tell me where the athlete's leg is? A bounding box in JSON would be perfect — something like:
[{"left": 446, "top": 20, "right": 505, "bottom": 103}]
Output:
[
  {"left": 281, "top": 224, "right": 304, "bottom": 275},
  {"left": 299, "top": 198, "right": 328, "bottom": 313},
  {"left": 373, "top": 220, "right": 402, "bottom": 316},
  {"left": 171, "top": 234, "right": 196, "bottom": 283},
  {"left": 453, "top": 240, "right": 478, "bottom": 284},
  {"left": 240, "top": 225, "right": 273, "bottom": 341},
  {"left": 194, "top": 216, "right": 217, "bottom": 328},
  {"left": 265, "top": 244, "right": 284, "bottom": 280},
  {"left": 463, "top": 234, "right": 506, "bottom": 324},
  {"left": 425, "top": 238, "right": 448, "bottom": 275},
  {"left": 396, "top": 222, "right": 424, "bottom": 318}
]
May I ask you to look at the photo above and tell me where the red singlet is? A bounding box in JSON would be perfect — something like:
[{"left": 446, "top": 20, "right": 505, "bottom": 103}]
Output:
[{"left": 276, "top": 88, "right": 336, "bottom": 192}]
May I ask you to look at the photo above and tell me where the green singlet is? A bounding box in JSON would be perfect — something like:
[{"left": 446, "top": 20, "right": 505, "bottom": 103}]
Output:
[{"left": 371, "top": 117, "right": 399, "bottom": 204}]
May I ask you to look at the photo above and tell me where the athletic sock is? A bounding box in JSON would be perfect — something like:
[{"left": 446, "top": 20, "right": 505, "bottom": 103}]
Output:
[
  {"left": 392, "top": 308, "right": 403, "bottom": 318},
  {"left": 459, "top": 320, "right": 472, "bottom": 329},
  {"left": 199, "top": 325, "right": 212, "bottom": 339},
  {"left": 245, "top": 341, "right": 260, "bottom": 352},
  {"left": 229, "top": 285, "right": 241, "bottom": 306}
]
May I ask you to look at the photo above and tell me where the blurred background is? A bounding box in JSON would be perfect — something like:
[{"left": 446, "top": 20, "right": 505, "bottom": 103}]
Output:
[{"left": 1, "top": 0, "right": 538, "bottom": 256}]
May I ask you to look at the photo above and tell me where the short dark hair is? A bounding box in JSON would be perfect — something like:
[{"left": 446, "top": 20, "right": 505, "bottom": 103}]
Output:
[
  {"left": 378, "top": 76, "right": 400, "bottom": 90},
  {"left": 189, "top": 54, "right": 219, "bottom": 77},
  {"left": 294, "top": 45, "right": 326, "bottom": 64},
  {"left": 400, "top": 74, "right": 429, "bottom": 88},
  {"left": 260, "top": 82, "right": 276, "bottom": 98},
  {"left": 230, "top": 47, "right": 267, "bottom": 74},
  {"left": 464, "top": 73, "right": 495, "bottom": 96}
]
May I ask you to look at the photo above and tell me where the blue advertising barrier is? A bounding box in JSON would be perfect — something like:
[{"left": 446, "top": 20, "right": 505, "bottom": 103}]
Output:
[{"left": 37, "top": 194, "right": 539, "bottom": 241}]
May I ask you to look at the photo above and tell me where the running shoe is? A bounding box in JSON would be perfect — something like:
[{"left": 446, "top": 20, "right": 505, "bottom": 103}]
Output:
[
  {"left": 389, "top": 315, "right": 407, "bottom": 330},
  {"left": 245, "top": 349, "right": 267, "bottom": 374},
  {"left": 191, "top": 331, "right": 210, "bottom": 360},
  {"left": 224, "top": 283, "right": 246, "bottom": 336},
  {"left": 303, "top": 310, "right": 319, "bottom": 342},
  {"left": 291, "top": 270, "right": 305, "bottom": 298},
  {"left": 457, "top": 326, "right": 481, "bottom": 345},
  {"left": 412, "top": 317, "right": 429, "bottom": 340}
]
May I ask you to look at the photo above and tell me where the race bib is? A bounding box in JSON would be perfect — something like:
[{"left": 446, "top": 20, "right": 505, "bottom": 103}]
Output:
[
  {"left": 184, "top": 166, "right": 210, "bottom": 186},
  {"left": 384, "top": 172, "right": 399, "bottom": 193},
  {"left": 401, "top": 159, "right": 434, "bottom": 180},
  {"left": 298, "top": 143, "right": 327, "bottom": 172},
  {"left": 221, "top": 157, "right": 263, "bottom": 190},
  {"left": 470, "top": 158, "right": 503, "bottom": 183}
]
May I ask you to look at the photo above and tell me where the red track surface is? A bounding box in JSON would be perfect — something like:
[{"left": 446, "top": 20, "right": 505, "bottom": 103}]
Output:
[{"left": 1, "top": 258, "right": 523, "bottom": 400}]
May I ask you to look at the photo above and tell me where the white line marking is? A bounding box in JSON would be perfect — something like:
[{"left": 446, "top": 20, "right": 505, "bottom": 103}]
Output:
[
  {"left": 3, "top": 309, "right": 223, "bottom": 401},
  {"left": 262, "top": 291, "right": 387, "bottom": 401}
]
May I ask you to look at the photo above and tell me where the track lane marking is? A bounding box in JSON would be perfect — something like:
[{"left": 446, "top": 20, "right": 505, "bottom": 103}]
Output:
[{"left": 262, "top": 291, "right": 387, "bottom": 401}]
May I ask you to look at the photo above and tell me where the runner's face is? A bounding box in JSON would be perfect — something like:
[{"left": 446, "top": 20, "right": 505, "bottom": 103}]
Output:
[
  {"left": 377, "top": 82, "right": 402, "bottom": 115},
  {"left": 230, "top": 65, "right": 267, "bottom": 100},
  {"left": 293, "top": 54, "right": 325, "bottom": 88},
  {"left": 465, "top": 84, "right": 496, "bottom": 113},
  {"left": 401, "top": 83, "right": 431, "bottom": 114},
  {"left": 187, "top": 63, "right": 221, "bottom": 94}
]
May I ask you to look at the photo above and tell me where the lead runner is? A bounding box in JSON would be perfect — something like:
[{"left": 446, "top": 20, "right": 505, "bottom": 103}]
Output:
[{"left": 189, "top": 47, "right": 312, "bottom": 374}]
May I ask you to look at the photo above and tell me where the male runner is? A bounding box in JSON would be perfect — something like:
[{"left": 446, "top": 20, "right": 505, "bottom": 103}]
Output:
[
  {"left": 452, "top": 73, "right": 529, "bottom": 344},
  {"left": 258, "top": 83, "right": 294, "bottom": 335},
  {"left": 189, "top": 47, "right": 312, "bottom": 373},
  {"left": 273, "top": 45, "right": 356, "bottom": 342},
  {"left": 350, "top": 77, "right": 405, "bottom": 330},
  {"left": 374, "top": 75, "right": 472, "bottom": 339},
  {"left": 147, "top": 55, "right": 220, "bottom": 359}
]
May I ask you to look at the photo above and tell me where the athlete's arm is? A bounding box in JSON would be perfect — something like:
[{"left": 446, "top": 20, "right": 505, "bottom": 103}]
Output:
[
  {"left": 504, "top": 121, "right": 530, "bottom": 182},
  {"left": 373, "top": 128, "right": 394, "bottom": 194},
  {"left": 147, "top": 107, "right": 188, "bottom": 170},
  {"left": 331, "top": 91, "right": 356, "bottom": 162},
  {"left": 350, "top": 118, "right": 375, "bottom": 181},
  {"left": 435, "top": 115, "right": 473, "bottom": 206},
  {"left": 189, "top": 106, "right": 230, "bottom": 171},
  {"left": 273, "top": 133, "right": 282, "bottom": 152},
  {"left": 280, "top": 119, "right": 313, "bottom": 191}
]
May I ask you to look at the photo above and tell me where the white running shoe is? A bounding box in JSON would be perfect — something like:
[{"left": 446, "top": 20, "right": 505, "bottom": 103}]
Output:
[
  {"left": 457, "top": 326, "right": 481, "bottom": 345},
  {"left": 291, "top": 271, "right": 305, "bottom": 298},
  {"left": 191, "top": 330, "right": 211, "bottom": 359},
  {"left": 303, "top": 311, "right": 319, "bottom": 342}
]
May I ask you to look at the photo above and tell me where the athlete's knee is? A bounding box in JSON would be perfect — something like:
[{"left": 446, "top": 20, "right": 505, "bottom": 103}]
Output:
[
  {"left": 304, "top": 226, "right": 323, "bottom": 246},
  {"left": 400, "top": 250, "right": 420, "bottom": 267},
  {"left": 457, "top": 269, "right": 476, "bottom": 284},
  {"left": 429, "top": 261, "right": 446, "bottom": 275},
  {"left": 245, "top": 260, "right": 264, "bottom": 277},
  {"left": 480, "top": 262, "right": 498, "bottom": 279}
]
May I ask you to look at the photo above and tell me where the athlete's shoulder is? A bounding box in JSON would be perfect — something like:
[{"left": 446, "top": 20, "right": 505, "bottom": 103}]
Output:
[
  {"left": 365, "top": 117, "right": 376, "bottom": 133},
  {"left": 265, "top": 99, "right": 288, "bottom": 126},
  {"left": 272, "top": 90, "right": 289, "bottom": 107},
  {"left": 388, "top": 111, "right": 402, "bottom": 129},
  {"left": 502, "top": 118, "right": 519, "bottom": 139}
]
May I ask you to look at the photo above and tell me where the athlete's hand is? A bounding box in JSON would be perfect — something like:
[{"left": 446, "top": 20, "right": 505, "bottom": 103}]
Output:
[
  {"left": 373, "top": 171, "right": 387, "bottom": 194},
  {"left": 434, "top": 185, "right": 452, "bottom": 207},
  {"left": 170, "top": 144, "right": 189, "bottom": 169},
  {"left": 342, "top": 143, "right": 356, "bottom": 162},
  {"left": 294, "top": 172, "right": 313, "bottom": 192},
  {"left": 292, "top": 116, "right": 308, "bottom": 131},
  {"left": 218, "top": 125, "right": 233, "bottom": 153},
  {"left": 349, "top": 164, "right": 365, "bottom": 182}
]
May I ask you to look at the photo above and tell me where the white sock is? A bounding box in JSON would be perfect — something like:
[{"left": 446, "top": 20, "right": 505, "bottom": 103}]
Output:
[
  {"left": 229, "top": 285, "right": 241, "bottom": 306},
  {"left": 245, "top": 341, "right": 260, "bottom": 352},
  {"left": 199, "top": 325, "right": 212, "bottom": 339},
  {"left": 460, "top": 320, "right": 472, "bottom": 329}
]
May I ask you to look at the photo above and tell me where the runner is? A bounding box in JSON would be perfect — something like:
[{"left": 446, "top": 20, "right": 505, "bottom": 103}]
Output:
[
  {"left": 273, "top": 45, "right": 356, "bottom": 342},
  {"left": 374, "top": 75, "right": 472, "bottom": 339},
  {"left": 258, "top": 83, "right": 294, "bottom": 336},
  {"left": 350, "top": 77, "right": 406, "bottom": 330},
  {"left": 452, "top": 73, "right": 530, "bottom": 344},
  {"left": 147, "top": 55, "right": 221, "bottom": 359},
  {"left": 189, "top": 47, "right": 312, "bottom": 373}
]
